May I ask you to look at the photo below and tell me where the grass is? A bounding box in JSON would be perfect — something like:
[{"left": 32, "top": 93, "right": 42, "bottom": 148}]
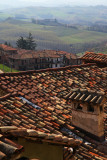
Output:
[
  {"left": 61, "top": 30, "right": 107, "bottom": 44},
  {"left": 0, "top": 20, "right": 107, "bottom": 45},
  {"left": 0, "top": 64, "right": 19, "bottom": 73},
  {"left": 0, "top": 19, "right": 107, "bottom": 53}
]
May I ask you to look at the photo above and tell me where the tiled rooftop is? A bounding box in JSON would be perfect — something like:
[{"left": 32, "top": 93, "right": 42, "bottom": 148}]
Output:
[
  {"left": 81, "top": 52, "right": 107, "bottom": 64},
  {"left": 0, "top": 94, "right": 73, "bottom": 134},
  {"left": 0, "top": 63, "right": 107, "bottom": 159},
  {"left": 0, "top": 44, "right": 17, "bottom": 51},
  {"left": 10, "top": 49, "right": 76, "bottom": 59},
  {"left": 0, "top": 64, "right": 106, "bottom": 95},
  {"left": 0, "top": 88, "right": 7, "bottom": 97}
]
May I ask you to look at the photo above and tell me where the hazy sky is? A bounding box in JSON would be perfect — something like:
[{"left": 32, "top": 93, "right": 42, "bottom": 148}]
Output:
[{"left": 0, "top": 0, "right": 107, "bottom": 8}]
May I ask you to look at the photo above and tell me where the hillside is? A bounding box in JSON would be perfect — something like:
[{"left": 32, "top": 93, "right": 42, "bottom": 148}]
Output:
[
  {"left": 0, "top": 6, "right": 107, "bottom": 25},
  {"left": 0, "top": 19, "right": 107, "bottom": 53}
]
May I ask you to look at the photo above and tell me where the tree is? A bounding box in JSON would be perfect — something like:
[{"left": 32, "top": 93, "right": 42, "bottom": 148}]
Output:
[
  {"left": 26, "top": 33, "right": 37, "bottom": 50},
  {"left": 16, "top": 33, "right": 37, "bottom": 50},
  {"left": 4, "top": 41, "right": 12, "bottom": 46},
  {"left": 16, "top": 36, "right": 27, "bottom": 49}
]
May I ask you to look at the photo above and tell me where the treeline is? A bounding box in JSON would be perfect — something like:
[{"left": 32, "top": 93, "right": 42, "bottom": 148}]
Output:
[
  {"left": 31, "top": 18, "right": 78, "bottom": 29},
  {"left": 1, "top": 38, "right": 107, "bottom": 54},
  {"left": 31, "top": 18, "right": 61, "bottom": 26},
  {"left": 87, "top": 24, "right": 107, "bottom": 33}
]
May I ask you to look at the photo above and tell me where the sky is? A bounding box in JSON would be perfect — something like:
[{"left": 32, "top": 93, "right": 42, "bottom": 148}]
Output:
[{"left": 0, "top": 0, "right": 107, "bottom": 9}]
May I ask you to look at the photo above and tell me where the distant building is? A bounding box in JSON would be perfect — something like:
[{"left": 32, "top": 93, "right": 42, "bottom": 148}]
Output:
[
  {"left": 0, "top": 44, "right": 80, "bottom": 71},
  {"left": 0, "top": 44, "right": 17, "bottom": 55},
  {"left": 8, "top": 49, "right": 78, "bottom": 71}
]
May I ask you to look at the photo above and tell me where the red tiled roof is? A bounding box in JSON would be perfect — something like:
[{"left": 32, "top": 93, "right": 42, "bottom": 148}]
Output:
[
  {"left": 9, "top": 49, "right": 76, "bottom": 59},
  {"left": 81, "top": 52, "right": 107, "bottom": 64},
  {"left": 0, "top": 44, "right": 17, "bottom": 51},
  {"left": 10, "top": 50, "right": 61, "bottom": 59},
  {"left": 0, "top": 63, "right": 106, "bottom": 94},
  {"left": 0, "top": 88, "right": 6, "bottom": 97},
  {"left": 65, "top": 52, "right": 77, "bottom": 59},
  {"left": 0, "top": 63, "right": 107, "bottom": 159}
]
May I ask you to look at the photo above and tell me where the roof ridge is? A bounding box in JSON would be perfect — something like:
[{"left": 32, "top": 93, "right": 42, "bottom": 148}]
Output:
[
  {"left": 0, "top": 126, "right": 82, "bottom": 147},
  {"left": 0, "top": 63, "right": 96, "bottom": 76}
]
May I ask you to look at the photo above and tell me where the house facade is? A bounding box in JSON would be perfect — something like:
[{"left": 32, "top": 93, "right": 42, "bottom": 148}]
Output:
[
  {"left": 0, "top": 44, "right": 80, "bottom": 71},
  {"left": 8, "top": 49, "right": 78, "bottom": 71}
]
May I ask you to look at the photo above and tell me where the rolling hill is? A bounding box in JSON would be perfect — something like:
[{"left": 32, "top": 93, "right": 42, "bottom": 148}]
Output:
[
  {"left": 0, "top": 6, "right": 107, "bottom": 25},
  {"left": 0, "top": 18, "right": 107, "bottom": 53}
]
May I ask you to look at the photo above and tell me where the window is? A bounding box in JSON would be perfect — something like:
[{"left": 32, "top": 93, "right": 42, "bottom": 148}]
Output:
[
  {"left": 21, "top": 60, "right": 24, "bottom": 65},
  {"left": 77, "top": 103, "right": 82, "bottom": 110},
  {"left": 87, "top": 104, "right": 94, "bottom": 112}
]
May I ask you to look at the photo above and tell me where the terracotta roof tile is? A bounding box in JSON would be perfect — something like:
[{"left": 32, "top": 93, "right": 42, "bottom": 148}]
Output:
[
  {"left": 0, "top": 44, "right": 17, "bottom": 51},
  {"left": 0, "top": 63, "right": 107, "bottom": 159},
  {"left": 81, "top": 52, "right": 107, "bottom": 64}
]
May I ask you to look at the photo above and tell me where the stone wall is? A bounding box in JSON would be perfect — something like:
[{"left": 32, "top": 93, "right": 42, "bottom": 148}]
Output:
[{"left": 72, "top": 110, "right": 104, "bottom": 139}]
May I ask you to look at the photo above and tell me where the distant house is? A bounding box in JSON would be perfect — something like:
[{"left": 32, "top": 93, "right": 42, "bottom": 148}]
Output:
[
  {"left": 0, "top": 44, "right": 17, "bottom": 66},
  {"left": 64, "top": 52, "right": 81, "bottom": 65},
  {"left": 81, "top": 52, "right": 107, "bottom": 67},
  {"left": 0, "top": 44, "right": 17, "bottom": 55},
  {"left": 8, "top": 49, "right": 79, "bottom": 71},
  {"left": 0, "top": 44, "right": 81, "bottom": 71}
]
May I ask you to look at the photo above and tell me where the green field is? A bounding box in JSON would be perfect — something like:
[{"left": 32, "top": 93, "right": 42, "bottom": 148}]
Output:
[
  {"left": 0, "top": 20, "right": 107, "bottom": 44},
  {"left": 61, "top": 30, "right": 107, "bottom": 44},
  {"left": 0, "top": 64, "right": 18, "bottom": 72},
  {"left": 0, "top": 18, "right": 107, "bottom": 53}
]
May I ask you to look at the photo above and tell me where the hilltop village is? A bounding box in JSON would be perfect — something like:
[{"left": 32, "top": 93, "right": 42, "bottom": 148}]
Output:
[{"left": 0, "top": 44, "right": 107, "bottom": 160}]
